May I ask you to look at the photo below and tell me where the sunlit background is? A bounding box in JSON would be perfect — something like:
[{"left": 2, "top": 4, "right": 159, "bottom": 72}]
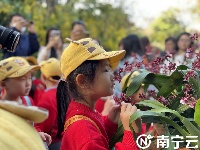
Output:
[{"left": 1, "top": 0, "right": 200, "bottom": 50}]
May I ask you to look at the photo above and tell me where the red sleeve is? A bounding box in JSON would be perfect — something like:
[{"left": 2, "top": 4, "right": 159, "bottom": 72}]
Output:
[
  {"left": 102, "top": 116, "right": 118, "bottom": 141},
  {"left": 36, "top": 93, "right": 57, "bottom": 134},
  {"left": 61, "top": 120, "right": 139, "bottom": 150},
  {"left": 115, "top": 130, "right": 139, "bottom": 150}
]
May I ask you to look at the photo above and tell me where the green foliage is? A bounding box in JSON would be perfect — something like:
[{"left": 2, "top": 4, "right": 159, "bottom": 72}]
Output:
[
  {"left": 0, "top": 0, "right": 133, "bottom": 50},
  {"left": 194, "top": 99, "right": 200, "bottom": 126},
  {"left": 150, "top": 8, "right": 185, "bottom": 48}
]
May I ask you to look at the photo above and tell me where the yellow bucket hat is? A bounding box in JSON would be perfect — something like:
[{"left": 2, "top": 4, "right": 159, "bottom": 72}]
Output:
[
  {"left": 61, "top": 38, "right": 126, "bottom": 79},
  {"left": 24, "top": 56, "right": 38, "bottom": 65},
  {"left": 121, "top": 71, "right": 145, "bottom": 90},
  {"left": 40, "top": 58, "right": 62, "bottom": 81},
  {"left": 0, "top": 57, "right": 40, "bottom": 81}
]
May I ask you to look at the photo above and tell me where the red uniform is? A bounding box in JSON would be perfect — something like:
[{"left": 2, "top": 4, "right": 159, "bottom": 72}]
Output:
[
  {"left": 37, "top": 87, "right": 60, "bottom": 143},
  {"left": 32, "top": 78, "right": 45, "bottom": 105},
  {"left": 61, "top": 101, "right": 139, "bottom": 150}
]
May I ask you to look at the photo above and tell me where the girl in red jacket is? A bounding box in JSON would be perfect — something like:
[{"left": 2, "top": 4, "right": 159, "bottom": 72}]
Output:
[{"left": 57, "top": 38, "right": 140, "bottom": 150}]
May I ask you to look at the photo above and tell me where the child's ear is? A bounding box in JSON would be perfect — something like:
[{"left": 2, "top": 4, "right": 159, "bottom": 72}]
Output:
[{"left": 76, "top": 74, "right": 87, "bottom": 88}]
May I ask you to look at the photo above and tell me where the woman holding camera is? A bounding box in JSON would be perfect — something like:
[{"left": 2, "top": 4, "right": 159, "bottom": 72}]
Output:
[{"left": 37, "top": 27, "right": 63, "bottom": 64}]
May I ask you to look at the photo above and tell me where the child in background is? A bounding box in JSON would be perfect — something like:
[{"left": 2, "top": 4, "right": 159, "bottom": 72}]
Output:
[
  {"left": 25, "top": 56, "right": 46, "bottom": 104},
  {"left": 57, "top": 38, "right": 140, "bottom": 150},
  {"left": 37, "top": 58, "right": 62, "bottom": 150},
  {"left": 121, "top": 71, "right": 145, "bottom": 104},
  {"left": 121, "top": 71, "right": 165, "bottom": 149},
  {"left": 0, "top": 57, "right": 52, "bottom": 146},
  {"left": 121, "top": 71, "right": 148, "bottom": 135}
]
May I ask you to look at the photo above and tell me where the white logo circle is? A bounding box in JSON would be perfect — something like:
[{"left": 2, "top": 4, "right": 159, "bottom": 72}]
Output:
[{"left": 136, "top": 134, "right": 153, "bottom": 149}]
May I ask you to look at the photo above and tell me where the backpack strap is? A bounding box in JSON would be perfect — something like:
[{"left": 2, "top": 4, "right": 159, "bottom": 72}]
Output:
[
  {"left": 64, "top": 115, "right": 101, "bottom": 134},
  {"left": 24, "top": 96, "right": 32, "bottom": 106},
  {"left": 23, "top": 96, "right": 34, "bottom": 126}
]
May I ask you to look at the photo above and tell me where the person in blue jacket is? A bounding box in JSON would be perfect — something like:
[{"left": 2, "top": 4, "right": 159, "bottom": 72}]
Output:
[{"left": 2, "top": 13, "right": 40, "bottom": 59}]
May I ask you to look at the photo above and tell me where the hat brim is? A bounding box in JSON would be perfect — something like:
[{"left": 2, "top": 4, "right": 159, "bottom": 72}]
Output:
[
  {"left": 88, "top": 50, "right": 125, "bottom": 70},
  {"left": 0, "top": 100, "right": 48, "bottom": 123},
  {"left": 25, "top": 57, "right": 38, "bottom": 65},
  {"left": 8, "top": 65, "right": 40, "bottom": 78}
]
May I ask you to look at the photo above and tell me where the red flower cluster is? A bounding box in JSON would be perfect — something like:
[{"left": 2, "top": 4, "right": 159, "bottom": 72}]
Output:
[
  {"left": 183, "top": 70, "right": 197, "bottom": 81},
  {"left": 192, "top": 53, "right": 200, "bottom": 70},
  {"left": 147, "top": 90, "right": 157, "bottom": 98},
  {"left": 168, "top": 62, "right": 176, "bottom": 71},
  {"left": 180, "top": 84, "right": 197, "bottom": 108},
  {"left": 139, "top": 93, "right": 146, "bottom": 99},
  {"left": 156, "top": 96, "right": 169, "bottom": 105},
  {"left": 113, "top": 93, "right": 131, "bottom": 105},
  {"left": 190, "top": 32, "right": 198, "bottom": 41}
]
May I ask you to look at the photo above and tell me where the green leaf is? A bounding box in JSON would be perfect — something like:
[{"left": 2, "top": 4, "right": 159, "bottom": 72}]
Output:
[
  {"left": 177, "top": 104, "right": 190, "bottom": 114},
  {"left": 176, "top": 65, "right": 188, "bottom": 70},
  {"left": 122, "top": 71, "right": 135, "bottom": 92},
  {"left": 144, "top": 73, "right": 170, "bottom": 90},
  {"left": 157, "top": 70, "right": 184, "bottom": 97},
  {"left": 137, "top": 100, "right": 167, "bottom": 109},
  {"left": 194, "top": 99, "right": 200, "bottom": 127},
  {"left": 130, "top": 111, "right": 189, "bottom": 136},
  {"left": 189, "top": 75, "right": 200, "bottom": 98},
  {"left": 126, "top": 70, "right": 150, "bottom": 96},
  {"left": 165, "top": 124, "right": 175, "bottom": 150}
]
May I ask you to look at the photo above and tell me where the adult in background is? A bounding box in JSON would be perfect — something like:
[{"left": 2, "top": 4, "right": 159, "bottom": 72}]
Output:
[
  {"left": 37, "top": 27, "right": 63, "bottom": 64},
  {"left": 164, "top": 36, "right": 176, "bottom": 55},
  {"left": 140, "top": 36, "right": 155, "bottom": 62},
  {"left": 114, "top": 34, "right": 144, "bottom": 97},
  {"left": 2, "top": 13, "right": 40, "bottom": 59},
  {"left": 174, "top": 32, "right": 193, "bottom": 66},
  {"left": 70, "top": 20, "right": 89, "bottom": 40}
]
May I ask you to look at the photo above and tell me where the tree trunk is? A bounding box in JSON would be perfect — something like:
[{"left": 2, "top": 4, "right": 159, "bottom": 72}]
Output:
[{"left": 46, "top": 0, "right": 58, "bottom": 15}]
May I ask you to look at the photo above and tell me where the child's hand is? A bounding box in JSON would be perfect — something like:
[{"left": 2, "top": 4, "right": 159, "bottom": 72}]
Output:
[
  {"left": 102, "top": 96, "right": 115, "bottom": 116},
  {"left": 38, "top": 132, "right": 52, "bottom": 145},
  {"left": 120, "top": 102, "right": 137, "bottom": 131},
  {"left": 107, "top": 104, "right": 121, "bottom": 124}
]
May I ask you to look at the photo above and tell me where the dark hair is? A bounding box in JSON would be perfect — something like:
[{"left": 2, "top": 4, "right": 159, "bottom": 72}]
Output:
[
  {"left": 56, "top": 60, "right": 100, "bottom": 138},
  {"left": 175, "top": 32, "right": 193, "bottom": 51},
  {"left": 140, "top": 36, "right": 150, "bottom": 52},
  {"left": 71, "top": 20, "right": 86, "bottom": 31},
  {"left": 122, "top": 34, "right": 144, "bottom": 59},
  {"left": 8, "top": 13, "right": 24, "bottom": 26},
  {"left": 165, "top": 36, "right": 176, "bottom": 44},
  {"left": 45, "top": 27, "right": 62, "bottom": 45}
]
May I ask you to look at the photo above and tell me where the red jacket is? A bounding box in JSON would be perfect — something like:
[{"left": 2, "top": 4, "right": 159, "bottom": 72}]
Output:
[
  {"left": 61, "top": 101, "right": 139, "bottom": 150},
  {"left": 36, "top": 87, "right": 60, "bottom": 143}
]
